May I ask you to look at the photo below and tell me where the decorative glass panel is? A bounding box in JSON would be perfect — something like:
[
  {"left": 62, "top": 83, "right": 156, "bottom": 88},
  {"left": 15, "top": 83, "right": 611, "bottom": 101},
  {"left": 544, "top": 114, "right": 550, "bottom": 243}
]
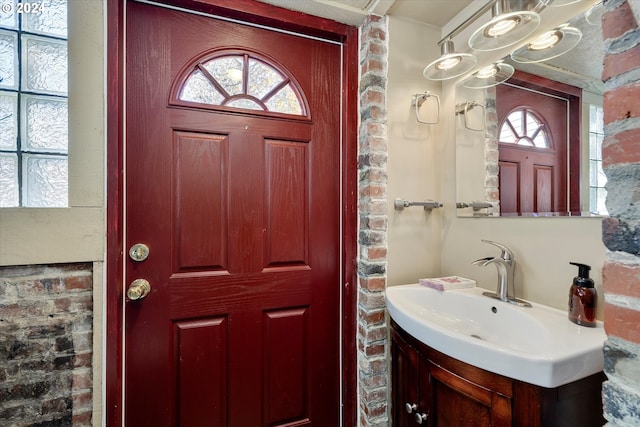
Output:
[
  {"left": 178, "top": 52, "right": 304, "bottom": 116},
  {"left": 0, "top": 30, "right": 18, "bottom": 89},
  {"left": 202, "top": 56, "right": 244, "bottom": 96},
  {"left": 0, "top": 1, "right": 17, "bottom": 29},
  {"left": 180, "top": 70, "right": 224, "bottom": 105},
  {"left": 499, "top": 108, "right": 549, "bottom": 148},
  {"left": 23, "top": 0, "right": 67, "bottom": 37},
  {"left": 22, "top": 34, "right": 68, "bottom": 95},
  {"left": 21, "top": 94, "right": 68, "bottom": 153},
  {"left": 0, "top": 91, "right": 17, "bottom": 150},
  {"left": 248, "top": 58, "right": 283, "bottom": 99},
  {"left": 266, "top": 85, "right": 302, "bottom": 115},
  {"left": 226, "top": 98, "right": 262, "bottom": 110},
  {"left": 0, "top": 153, "right": 18, "bottom": 207},
  {"left": 499, "top": 122, "right": 516, "bottom": 143},
  {"left": 22, "top": 154, "right": 68, "bottom": 207}
]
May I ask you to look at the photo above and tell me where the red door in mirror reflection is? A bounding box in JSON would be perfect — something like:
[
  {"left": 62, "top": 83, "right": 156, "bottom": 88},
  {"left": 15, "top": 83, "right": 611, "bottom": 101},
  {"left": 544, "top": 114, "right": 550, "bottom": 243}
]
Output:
[{"left": 497, "top": 78, "right": 569, "bottom": 215}]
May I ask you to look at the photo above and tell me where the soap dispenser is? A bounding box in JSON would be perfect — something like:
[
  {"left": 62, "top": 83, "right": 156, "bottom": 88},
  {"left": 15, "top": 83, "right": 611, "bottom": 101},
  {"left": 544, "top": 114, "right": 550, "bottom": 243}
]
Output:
[{"left": 568, "top": 262, "right": 597, "bottom": 327}]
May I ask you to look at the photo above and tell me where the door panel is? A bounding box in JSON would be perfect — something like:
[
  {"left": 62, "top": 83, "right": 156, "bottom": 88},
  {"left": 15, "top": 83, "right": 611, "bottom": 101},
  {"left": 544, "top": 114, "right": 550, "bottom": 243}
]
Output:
[
  {"left": 173, "top": 131, "right": 228, "bottom": 272},
  {"left": 175, "top": 317, "right": 228, "bottom": 426},
  {"left": 263, "top": 307, "right": 310, "bottom": 425},
  {"left": 125, "top": 2, "right": 341, "bottom": 426}
]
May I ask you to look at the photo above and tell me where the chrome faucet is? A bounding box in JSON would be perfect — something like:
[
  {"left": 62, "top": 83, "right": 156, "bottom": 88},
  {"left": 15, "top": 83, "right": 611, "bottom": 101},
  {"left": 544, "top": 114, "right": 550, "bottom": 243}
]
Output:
[{"left": 472, "top": 240, "right": 531, "bottom": 308}]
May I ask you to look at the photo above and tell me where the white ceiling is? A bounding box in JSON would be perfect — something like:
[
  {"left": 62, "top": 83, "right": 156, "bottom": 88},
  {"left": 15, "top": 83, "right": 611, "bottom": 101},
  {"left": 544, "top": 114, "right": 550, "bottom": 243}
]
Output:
[
  {"left": 386, "top": 0, "right": 473, "bottom": 27},
  {"left": 256, "top": 0, "right": 604, "bottom": 94},
  {"left": 255, "top": 0, "right": 472, "bottom": 27}
]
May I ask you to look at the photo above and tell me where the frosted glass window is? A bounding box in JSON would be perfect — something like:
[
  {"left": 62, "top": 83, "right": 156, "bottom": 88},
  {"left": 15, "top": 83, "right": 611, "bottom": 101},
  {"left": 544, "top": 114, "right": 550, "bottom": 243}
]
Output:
[
  {"left": 499, "top": 108, "right": 550, "bottom": 149},
  {"left": 0, "top": 153, "right": 19, "bottom": 207},
  {"left": 180, "top": 70, "right": 224, "bottom": 105},
  {"left": 266, "top": 84, "right": 303, "bottom": 115},
  {"left": 227, "top": 98, "right": 262, "bottom": 110},
  {"left": 23, "top": 0, "right": 67, "bottom": 37},
  {"left": 23, "top": 155, "right": 67, "bottom": 207},
  {"left": 0, "top": 91, "right": 17, "bottom": 150},
  {"left": 202, "top": 56, "right": 244, "bottom": 96},
  {"left": 0, "top": 30, "right": 18, "bottom": 89},
  {"left": 22, "top": 34, "right": 68, "bottom": 95},
  {"left": 179, "top": 52, "right": 305, "bottom": 116},
  {"left": 588, "top": 105, "right": 607, "bottom": 215},
  {"left": 0, "top": 2, "right": 17, "bottom": 29},
  {"left": 248, "top": 59, "right": 284, "bottom": 99},
  {"left": 0, "top": 0, "right": 68, "bottom": 207},
  {"left": 21, "top": 94, "right": 68, "bottom": 153}
]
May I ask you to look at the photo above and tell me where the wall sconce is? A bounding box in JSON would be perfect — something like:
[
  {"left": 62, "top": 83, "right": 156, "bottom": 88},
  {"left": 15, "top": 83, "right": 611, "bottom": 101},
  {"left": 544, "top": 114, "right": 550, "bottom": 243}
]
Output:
[
  {"left": 462, "top": 61, "right": 515, "bottom": 89},
  {"left": 510, "top": 24, "right": 582, "bottom": 63},
  {"left": 468, "top": 0, "right": 541, "bottom": 51},
  {"left": 423, "top": 40, "right": 477, "bottom": 80}
]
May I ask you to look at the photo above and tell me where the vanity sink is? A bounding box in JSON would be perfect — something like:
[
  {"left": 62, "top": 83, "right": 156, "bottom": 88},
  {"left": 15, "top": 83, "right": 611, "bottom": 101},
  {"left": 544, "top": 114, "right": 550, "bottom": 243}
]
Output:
[{"left": 385, "top": 283, "right": 607, "bottom": 388}]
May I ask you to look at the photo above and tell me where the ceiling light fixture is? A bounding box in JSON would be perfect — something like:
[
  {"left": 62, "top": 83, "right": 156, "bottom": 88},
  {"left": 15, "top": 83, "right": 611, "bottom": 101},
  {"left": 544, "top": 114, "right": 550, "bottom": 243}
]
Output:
[
  {"left": 468, "top": 0, "right": 541, "bottom": 51},
  {"left": 423, "top": 40, "right": 477, "bottom": 80},
  {"left": 510, "top": 24, "right": 582, "bottom": 63},
  {"left": 462, "top": 61, "right": 515, "bottom": 89},
  {"left": 542, "top": 0, "right": 583, "bottom": 6},
  {"left": 585, "top": 1, "right": 604, "bottom": 25}
]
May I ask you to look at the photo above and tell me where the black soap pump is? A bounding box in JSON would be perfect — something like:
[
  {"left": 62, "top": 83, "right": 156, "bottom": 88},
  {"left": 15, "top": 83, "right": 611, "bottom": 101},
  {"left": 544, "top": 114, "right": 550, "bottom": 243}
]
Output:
[{"left": 568, "top": 262, "right": 597, "bottom": 327}]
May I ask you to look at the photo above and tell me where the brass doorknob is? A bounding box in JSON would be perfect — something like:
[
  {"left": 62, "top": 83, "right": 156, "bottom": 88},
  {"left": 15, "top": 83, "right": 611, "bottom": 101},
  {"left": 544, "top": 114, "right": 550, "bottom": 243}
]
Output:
[{"left": 127, "top": 278, "right": 151, "bottom": 301}]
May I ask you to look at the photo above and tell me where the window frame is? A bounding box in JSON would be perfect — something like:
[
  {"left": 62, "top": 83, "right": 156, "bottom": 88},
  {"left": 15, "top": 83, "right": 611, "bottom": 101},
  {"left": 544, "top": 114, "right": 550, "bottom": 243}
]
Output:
[{"left": 0, "top": 1, "right": 104, "bottom": 266}]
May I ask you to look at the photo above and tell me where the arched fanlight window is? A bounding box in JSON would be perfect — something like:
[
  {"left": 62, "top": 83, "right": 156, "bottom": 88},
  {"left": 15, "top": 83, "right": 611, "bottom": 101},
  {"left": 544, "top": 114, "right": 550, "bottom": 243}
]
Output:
[
  {"left": 499, "top": 108, "right": 551, "bottom": 148},
  {"left": 174, "top": 51, "right": 306, "bottom": 117}
]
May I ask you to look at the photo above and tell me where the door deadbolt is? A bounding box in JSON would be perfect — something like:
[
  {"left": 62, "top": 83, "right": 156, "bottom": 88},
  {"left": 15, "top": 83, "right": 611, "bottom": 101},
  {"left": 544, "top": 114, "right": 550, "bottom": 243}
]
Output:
[
  {"left": 129, "top": 243, "right": 150, "bottom": 262},
  {"left": 127, "top": 279, "right": 151, "bottom": 301}
]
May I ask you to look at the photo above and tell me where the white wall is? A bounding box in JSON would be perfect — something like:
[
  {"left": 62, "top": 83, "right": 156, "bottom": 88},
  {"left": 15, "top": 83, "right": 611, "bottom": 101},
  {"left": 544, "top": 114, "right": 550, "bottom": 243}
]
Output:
[{"left": 386, "top": 16, "right": 444, "bottom": 286}]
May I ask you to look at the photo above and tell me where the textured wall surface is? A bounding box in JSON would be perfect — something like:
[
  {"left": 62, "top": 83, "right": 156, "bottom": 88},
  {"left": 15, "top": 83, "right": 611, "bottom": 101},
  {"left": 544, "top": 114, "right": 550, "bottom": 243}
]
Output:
[
  {"left": 601, "top": 0, "right": 640, "bottom": 425},
  {"left": 0, "top": 263, "right": 93, "bottom": 427},
  {"left": 357, "top": 14, "right": 390, "bottom": 427}
]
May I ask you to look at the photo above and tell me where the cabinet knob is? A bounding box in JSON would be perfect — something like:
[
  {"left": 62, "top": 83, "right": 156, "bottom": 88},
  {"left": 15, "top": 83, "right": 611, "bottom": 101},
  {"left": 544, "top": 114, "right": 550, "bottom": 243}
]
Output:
[
  {"left": 415, "top": 412, "right": 428, "bottom": 424},
  {"left": 405, "top": 403, "right": 417, "bottom": 414}
]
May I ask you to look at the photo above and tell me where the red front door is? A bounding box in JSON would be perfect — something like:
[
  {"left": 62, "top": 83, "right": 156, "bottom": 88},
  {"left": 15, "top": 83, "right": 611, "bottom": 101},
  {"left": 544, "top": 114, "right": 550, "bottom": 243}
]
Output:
[{"left": 124, "top": 2, "right": 341, "bottom": 425}]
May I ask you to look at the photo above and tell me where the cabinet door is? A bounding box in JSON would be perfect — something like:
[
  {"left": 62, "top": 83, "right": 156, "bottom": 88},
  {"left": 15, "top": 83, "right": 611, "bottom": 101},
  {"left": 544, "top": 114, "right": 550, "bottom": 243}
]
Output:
[
  {"left": 428, "top": 362, "right": 512, "bottom": 427},
  {"left": 391, "top": 329, "right": 421, "bottom": 427}
]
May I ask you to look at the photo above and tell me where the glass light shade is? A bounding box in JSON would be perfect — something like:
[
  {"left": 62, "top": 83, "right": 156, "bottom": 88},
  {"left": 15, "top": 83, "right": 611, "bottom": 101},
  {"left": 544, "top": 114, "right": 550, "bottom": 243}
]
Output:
[
  {"left": 511, "top": 25, "right": 582, "bottom": 63},
  {"left": 544, "top": 0, "right": 583, "bottom": 5},
  {"left": 423, "top": 40, "right": 477, "bottom": 80},
  {"left": 462, "top": 62, "right": 515, "bottom": 89},
  {"left": 585, "top": 2, "right": 604, "bottom": 25},
  {"left": 469, "top": 11, "right": 541, "bottom": 51}
]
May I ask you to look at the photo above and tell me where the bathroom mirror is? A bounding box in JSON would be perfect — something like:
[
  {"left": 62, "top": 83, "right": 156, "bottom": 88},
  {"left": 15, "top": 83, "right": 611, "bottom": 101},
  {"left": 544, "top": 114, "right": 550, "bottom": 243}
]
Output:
[{"left": 455, "top": 3, "right": 606, "bottom": 218}]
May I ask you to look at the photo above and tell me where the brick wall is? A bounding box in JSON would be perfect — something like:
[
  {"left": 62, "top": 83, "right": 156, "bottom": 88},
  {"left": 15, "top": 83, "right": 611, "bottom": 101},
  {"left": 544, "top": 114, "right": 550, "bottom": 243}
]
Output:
[
  {"left": 0, "top": 263, "right": 93, "bottom": 427},
  {"left": 600, "top": 0, "right": 640, "bottom": 425},
  {"left": 357, "top": 14, "right": 390, "bottom": 427}
]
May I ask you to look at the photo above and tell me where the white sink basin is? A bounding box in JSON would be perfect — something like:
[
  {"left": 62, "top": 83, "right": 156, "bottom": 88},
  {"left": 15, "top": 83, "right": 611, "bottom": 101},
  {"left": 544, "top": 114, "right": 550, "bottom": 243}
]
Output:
[{"left": 385, "top": 284, "right": 606, "bottom": 388}]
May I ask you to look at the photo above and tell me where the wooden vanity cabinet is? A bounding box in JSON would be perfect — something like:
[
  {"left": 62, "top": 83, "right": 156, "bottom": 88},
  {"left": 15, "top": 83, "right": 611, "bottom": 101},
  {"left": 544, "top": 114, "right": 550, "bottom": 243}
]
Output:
[{"left": 390, "top": 320, "right": 605, "bottom": 427}]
